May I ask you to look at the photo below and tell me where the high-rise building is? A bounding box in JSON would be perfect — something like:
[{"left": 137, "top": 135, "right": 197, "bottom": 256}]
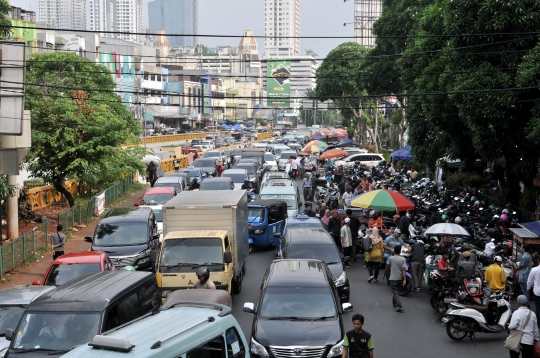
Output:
[
  {"left": 148, "top": 0, "right": 198, "bottom": 48},
  {"left": 39, "top": 0, "right": 86, "bottom": 30},
  {"left": 116, "top": 0, "right": 143, "bottom": 43},
  {"left": 88, "top": 0, "right": 116, "bottom": 37},
  {"left": 264, "top": 0, "right": 300, "bottom": 57},
  {"left": 354, "top": 0, "right": 382, "bottom": 48}
]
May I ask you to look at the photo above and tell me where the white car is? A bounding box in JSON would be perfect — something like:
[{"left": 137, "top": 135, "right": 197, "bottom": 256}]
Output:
[
  {"left": 264, "top": 152, "right": 278, "bottom": 171},
  {"left": 139, "top": 204, "right": 164, "bottom": 242},
  {"left": 335, "top": 153, "right": 385, "bottom": 168},
  {"left": 204, "top": 149, "right": 228, "bottom": 166},
  {"left": 200, "top": 140, "right": 215, "bottom": 149},
  {"left": 278, "top": 150, "right": 298, "bottom": 171},
  {"left": 192, "top": 144, "right": 212, "bottom": 152}
]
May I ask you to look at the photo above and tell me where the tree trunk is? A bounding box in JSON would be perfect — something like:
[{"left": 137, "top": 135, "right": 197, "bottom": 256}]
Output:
[
  {"left": 366, "top": 127, "right": 379, "bottom": 153},
  {"left": 400, "top": 125, "right": 408, "bottom": 148},
  {"left": 53, "top": 179, "right": 75, "bottom": 208}
]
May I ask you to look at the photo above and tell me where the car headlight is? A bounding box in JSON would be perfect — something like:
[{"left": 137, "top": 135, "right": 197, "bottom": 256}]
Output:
[
  {"left": 254, "top": 228, "right": 266, "bottom": 234},
  {"left": 161, "top": 289, "right": 172, "bottom": 298},
  {"left": 329, "top": 339, "right": 344, "bottom": 357},
  {"left": 251, "top": 338, "right": 269, "bottom": 357},
  {"left": 335, "top": 271, "right": 347, "bottom": 286}
]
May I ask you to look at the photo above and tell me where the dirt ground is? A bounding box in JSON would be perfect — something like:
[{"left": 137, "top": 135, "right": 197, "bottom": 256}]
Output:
[{"left": 0, "top": 187, "right": 147, "bottom": 288}]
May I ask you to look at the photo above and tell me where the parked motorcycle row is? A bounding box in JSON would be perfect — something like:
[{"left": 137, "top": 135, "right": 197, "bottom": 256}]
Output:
[{"left": 316, "top": 159, "right": 523, "bottom": 342}]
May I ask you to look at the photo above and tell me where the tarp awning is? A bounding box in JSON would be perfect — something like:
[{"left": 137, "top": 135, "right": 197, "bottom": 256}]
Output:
[
  {"left": 519, "top": 221, "right": 540, "bottom": 237},
  {"left": 391, "top": 145, "right": 413, "bottom": 163}
]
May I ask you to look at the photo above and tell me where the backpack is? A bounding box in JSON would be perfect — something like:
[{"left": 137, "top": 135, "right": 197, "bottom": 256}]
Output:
[{"left": 362, "top": 236, "right": 373, "bottom": 252}]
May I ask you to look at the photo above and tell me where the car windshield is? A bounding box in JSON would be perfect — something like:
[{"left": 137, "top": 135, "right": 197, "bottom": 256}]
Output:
[
  {"left": 182, "top": 170, "right": 201, "bottom": 180},
  {"left": 95, "top": 222, "right": 148, "bottom": 246},
  {"left": 242, "top": 155, "right": 262, "bottom": 165},
  {"left": 193, "top": 159, "right": 215, "bottom": 167},
  {"left": 154, "top": 181, "right": 180, "bottom": 191},
  {"left": 260, "top": 194, "right": 297, "bottom": 209},
  {"left": 200, "top": 182, "right": 232, "bottom": 190},
  {"left": 204, "top": 152, "right": 220, "bottom": 158},
  {"left": 280, "top": 152, "right": 296, "bottom": 160},
  {"left": 259, "top": 287, "right": 336, "bottom": 319},
  {"left": 0, "top": 305, "right": 27, "bottom": 336},
  {"left": 288, "top": 244, "right": 340, "bottom": 263},
  {"left": 141, "top": 193, "right": 172, "bottom": 205},
  {"left": 248, "top": 208, "right": 265, "bottom": 223},
  {"left": 265, "top": 153, "right": 275, "bottom": 161},
  {"left": 44, "top": 263, "right": 102, "bottom": 286},
  {"left": 13, "top": 312, "right": 101, "bottom": 352},
  {"left": 160, "top": 238, "right": 223, "bottom": 267},
  {"left": 235, "top": 165, "right": 256, "bottom": 174},
  {"left": 151, "top": 208, "right": 163, "bottom": 222},
  {"left": 222, "top": 173, "right": 247, "bottom": 183}
]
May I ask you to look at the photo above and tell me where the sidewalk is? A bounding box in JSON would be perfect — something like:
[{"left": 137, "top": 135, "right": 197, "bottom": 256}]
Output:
[{"left": 0, "top": 187, "right": 148, "bottom": 289}]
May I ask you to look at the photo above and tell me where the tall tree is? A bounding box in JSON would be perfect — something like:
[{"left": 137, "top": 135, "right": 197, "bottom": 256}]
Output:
[{"left": 25, "top": 53, "right": 145, "bottom": 207}]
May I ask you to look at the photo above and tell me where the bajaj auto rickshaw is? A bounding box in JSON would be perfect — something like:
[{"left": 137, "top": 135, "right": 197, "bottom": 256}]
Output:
[{"left": 248, "top": 200, "right": 288, "bottom": 251}]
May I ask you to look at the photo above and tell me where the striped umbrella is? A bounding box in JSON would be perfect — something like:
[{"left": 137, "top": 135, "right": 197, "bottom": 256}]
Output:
[
  {"left": 303, "top": 140, "right": 328, "bottom": 150},
  {"left": 350, "top": 189, "right": 415, "bottom": 211},
  {"left": 302, "top": 145, "right": 323, "bottom": 153}
]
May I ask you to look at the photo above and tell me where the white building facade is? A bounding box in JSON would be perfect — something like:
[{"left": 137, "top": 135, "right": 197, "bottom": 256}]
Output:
[
  {"left": 264, "top": 0, "right": 300, "bottom": 57},
  {"left": 116, "top": 0, "right": 143, "bottom": 43},
  {"left": 39, "top": 0, "right": 86, "bottom": 30},
  {"left": 88, "top": 0, "right": 115, "bottom": 37}
]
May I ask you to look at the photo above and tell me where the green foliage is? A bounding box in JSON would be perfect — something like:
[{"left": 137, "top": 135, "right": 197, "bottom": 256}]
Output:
[
  {"left": 24, "top": 52, "right": 145, "bottom": 206},
  {"left": 519, "top": 188, "right": 539, "bottom": 212},
  {"left": 0, "top": 0, "right": 12, "bottom": 39},
  {"left": 445, "top": 172, "right": 486, "bottom": 190},
  {"left": 0, "top": 175, "right": 15, "bottom": 198}
]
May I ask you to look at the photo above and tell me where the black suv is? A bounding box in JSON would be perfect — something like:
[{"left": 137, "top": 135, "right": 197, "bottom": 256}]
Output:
[
  {"left": 279, "top": 228, "right": 350, "bottom": 303},
  {"left": 85, "top": 207, "right": 159, "bottom": 270},
  {"left": 191, "top": 139, "right": 202, "bottom": 146},
  {"left": 243, "top": 259, "right": 353, "bottom": 358}
]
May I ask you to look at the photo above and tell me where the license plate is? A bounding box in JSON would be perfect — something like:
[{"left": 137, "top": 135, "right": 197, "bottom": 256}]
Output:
[
  {"left": 441, "top": 317, "right": 449, "bottom": 324},
  {"left": 444, "top": 298, "right": 458, "bottom": 303}
]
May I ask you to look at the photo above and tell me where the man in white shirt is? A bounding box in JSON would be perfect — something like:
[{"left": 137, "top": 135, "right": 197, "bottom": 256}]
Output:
[
  {"left": 342, "top": 187, "right": 354, "bottom": 210},
  {"left": 528, "top": 264, "right": 540, "bottom": 331},
  {"left": 341, "top": 218, "right": 352, "bottom": 269},
  {"left": 483, "top": 233, "right": 496, "bottom": 256},
  {"left": 508, "top": 295, "right": 539, "bottom": 358},
  {"left": 291, "top": 157, "right": 299, "bottom": 179}
]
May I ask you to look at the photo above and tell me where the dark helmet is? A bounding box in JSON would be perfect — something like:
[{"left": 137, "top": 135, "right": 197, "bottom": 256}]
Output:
[
  {"left": 244, "top": 178, "right": 250, "bottom": 182},
  {"left": 196, "top": 266, "right": 210, "bottom": 282}
]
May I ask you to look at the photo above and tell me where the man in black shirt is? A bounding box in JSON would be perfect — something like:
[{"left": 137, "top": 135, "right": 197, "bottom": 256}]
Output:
[
  {"left": 346, "top": 209, "right": 360, "bottom": 261},
  {"left": 398, "top": 211, "right": 410, "bottom": 240},
  {"left": 343, "top": 313, "right": 374, "bottom": 358}
]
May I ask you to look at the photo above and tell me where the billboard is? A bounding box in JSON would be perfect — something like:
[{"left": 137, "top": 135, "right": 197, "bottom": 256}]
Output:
[{"left": 267, "top": 59, "right": 291, "bottom": 107}]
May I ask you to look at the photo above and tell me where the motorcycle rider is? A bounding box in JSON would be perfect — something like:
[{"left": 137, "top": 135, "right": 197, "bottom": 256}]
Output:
[
  {"left": 471, "top": 231, "right": 495, "bottom": 258},
  {"left": 446, "top": 205, "right": 459, "bottom": 222},
  {"left": 190, "top": 178, "right": 200, "bottom": 190},
  {"left": 430, "top": 206, "right": 443, "bottom": 225},
  {"left": 193, "top": 267, "right": 216, "bottom": 289},
  {"left": 303, "top": 203, "right": 316, "bottom": 218},
  {"left": 241, "top": 178, "right": 251, "bottom": 190},
  {"left": 507, "top": 295, "right": 539, "bottom": 358},
  {"left": 485, "top": 256, "right": 506, "bottom": 292},
  {"left": 457, "top": 251, "right": 476, "bottom": 279},
  {"left": 438, "top": 251, "right": 455, "bottom": 275}
]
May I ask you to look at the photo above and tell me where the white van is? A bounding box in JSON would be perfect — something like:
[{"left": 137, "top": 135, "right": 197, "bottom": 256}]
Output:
[{"left": 60, "top": 299, "right": 249, "bottom": 358}]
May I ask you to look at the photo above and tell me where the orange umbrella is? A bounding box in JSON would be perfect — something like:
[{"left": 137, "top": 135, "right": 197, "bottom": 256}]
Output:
[{"left": 319, "top": 149, "right": 348, "bottom": 159}]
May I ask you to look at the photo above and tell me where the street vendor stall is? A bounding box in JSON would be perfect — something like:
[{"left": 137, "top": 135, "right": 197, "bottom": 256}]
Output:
[{"left": 510, "top": 222, "right": 540, "bottom": 262}]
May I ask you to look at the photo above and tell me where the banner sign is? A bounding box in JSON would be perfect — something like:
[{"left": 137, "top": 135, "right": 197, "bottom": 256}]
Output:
[
  {"left": 94, "top": 192, "right": 106, "bottom": 216},
  {"left": 267, "top": 59, "right": 291, "bottom": 107}
]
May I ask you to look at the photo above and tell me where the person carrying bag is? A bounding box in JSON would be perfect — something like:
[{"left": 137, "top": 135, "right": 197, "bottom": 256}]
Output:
[{"left": 506, "top": 295, "right": 539, "bottom": 358}]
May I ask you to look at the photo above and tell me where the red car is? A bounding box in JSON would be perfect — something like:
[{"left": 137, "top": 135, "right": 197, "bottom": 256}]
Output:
[
  {"left": 32, "top": 251, "right": 115, "bottom": 286},
  {"left": 135, "top": 186, "right": 176, "bottom": 206}
]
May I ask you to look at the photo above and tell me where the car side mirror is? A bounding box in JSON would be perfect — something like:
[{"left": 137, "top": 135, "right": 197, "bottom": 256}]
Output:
[
  {"left": 150, "top": 250, "right": 157, "bottom": 263},
  {"left": 243, "top": 302, "right": 255, "bottom": 313},
  {"left": 342, "top": 303, "right": 353, "bottom": 313},
  {"left": 273, "top": 233, "right": 281, "bottom": 238},
  {"left": 224, "top": 251, "right": 233, "bottom": 264},
  {"left": 84, "top": 236, "right": 93, "bottom": 243},
  {"left": 134, "top": 202, "right": 140, "bottom": 207},
  {"left": 5, "top": 328, "right": 13, "bottom": 341}
]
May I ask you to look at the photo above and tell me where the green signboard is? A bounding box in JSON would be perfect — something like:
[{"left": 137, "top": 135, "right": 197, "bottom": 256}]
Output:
[{"left": 267, "top": 59, "right": 291, "bottom": 107}]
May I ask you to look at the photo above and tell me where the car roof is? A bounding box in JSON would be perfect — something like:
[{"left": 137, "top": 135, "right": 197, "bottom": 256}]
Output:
[
  {"left": 155, "top": 177, "right": 180, "bottom": 183},
  {"left": 144, "top": 187, "right": 175, "bottom": 195},
  {"left": 286, "top": 228, "right": 333, "bottom": 244},
  {"left": 223, "top": 169, "right": 247, "bottom": 174},
  {"left": 28, "top": 271, "right": 155, "bottom": 312},
  {"left": 100, "top": 207, "right": 152, "bottom": 223},
  {"left": 0, "top": 286, "right": 55, "bottom": 305},
  {"left": 201, "top": 177, "right": 232, "bottom": 183},
  {"left": 286, "top": 217, "right": 324, "bottom": 226},
  {"left": 51, "top": 251, "right": 104, "bottom": 265},
  {"left": 267, "top": 259, "right": 329, "bottom": 287}
]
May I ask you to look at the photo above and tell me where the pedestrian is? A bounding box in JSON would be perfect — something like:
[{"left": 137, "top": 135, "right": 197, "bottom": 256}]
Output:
[
  {"left": 507, "top": 295, "right": 539, "bottom": 358},
  {"left": 346, "top": 209, "right": 360, "bottom": 262},
  {"left": 302, "top": 174, "right": 312, "bottom": 202},
  {"left": 342, "top": 313, "right": 374, "bottom": 358},
  {"left": 173, "top": 155, "right": 180, "bottom": 173},
  {"left": 299, "top": 156, "right": 305, "bottom": 178},
  {"left": 342, "top": 187, "right": 354, "bottom": 210},
  {"left": 216, "top": 161, "right": 225, "bottom": 177},
  {"left": 527, "top": 259, "right": 540, "bottom": 324},
  {"left": 146, "top": 161, "right": 158, "bottom": 187},
  {"left": 398, "top": 211, "right": 410, "bottom": 240},
  {"left": 321, "top": 209, "right": 331, "bottom": 230},
  {"left": 327, "top": 210, "right": 342, "bottom": 249},
  {"left": 368, "top": 210, "right": 382, "bottom": 230},
  {"left": 360, "top": 176, "right": 369, "bottom": 192},
  {"left": 368, "top": 178, "right": 376, "bottom": 191},
  {"left": 517, "top": 244, "right": 533, "bottom": 300},
  {"left": 338, "top": 176, "right": 348, "bottom": 197},
  {"left": 383, "top": 229, "right": 404, "bottom": 283},
  {"left": 383, "top": 245, "right": 407, "bottom": 313},
  {"left": 291, "top": 156, "right": 299, "bottom": 179},
  {"left": 316, "top": 202, "right": 328, "bottom": 217},
  {"left": 410, "top": 240, "right": 425, "bottom": 291},
  {"left": 51, "top": 224, "right": 66, "bottom": 260},
  {"left": 310, "top": 173, "right": 318, "bottom": 202},
  {"left": 485, "top": 256, "right": 506, "bottom": 291},
  {"left": 341, "top": 218, "right": 352, "bottom": 269},
  {"left": 367, "top": 227, "right": 384, "bottom": 283}
]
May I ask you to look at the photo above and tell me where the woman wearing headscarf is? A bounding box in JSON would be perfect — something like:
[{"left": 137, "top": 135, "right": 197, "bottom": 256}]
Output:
[
  {"left": 321, "top": 209, "right": 331, "bottom": 230},
  {"left": 368, "top": 210, "right": 382, "bottom": 229},
  {"left": 366, "top": 227, "right": 384, "bottom": 283}
]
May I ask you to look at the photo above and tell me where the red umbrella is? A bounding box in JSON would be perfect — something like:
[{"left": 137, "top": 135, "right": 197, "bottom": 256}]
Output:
[{"left": 319, "top": 149, "right": 348, "bottom": 159}]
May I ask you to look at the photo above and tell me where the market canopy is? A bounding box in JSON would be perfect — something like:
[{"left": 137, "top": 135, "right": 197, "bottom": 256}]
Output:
[
  {"left": 391, "top": 145, "right": 413, "bottom": 163},
  {"left": 520, "top": 221, "right": 540, "bottom": 237},
  {"left": 350, "top": 189, "right": 415, "bottom": 211},
  {"left": 232, "top": 124, "right": 244, "bottom": 130},
  {"left": 221, "top": 124, "right": 231, "bottom": 129}
]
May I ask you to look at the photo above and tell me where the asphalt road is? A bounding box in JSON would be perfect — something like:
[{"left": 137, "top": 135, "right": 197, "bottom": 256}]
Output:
[{"left": 231, "top": 248, "right": 508, "bottom": 358}]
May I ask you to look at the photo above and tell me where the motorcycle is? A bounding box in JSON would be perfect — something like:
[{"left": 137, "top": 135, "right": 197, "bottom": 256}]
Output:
[{"left": 442, "top": 291, "right": 512, "bottom": 340}]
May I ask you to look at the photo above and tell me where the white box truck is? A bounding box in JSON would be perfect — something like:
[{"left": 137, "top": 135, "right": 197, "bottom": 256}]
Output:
[{"left": 151, "top": 191, "right": 249, "bottom": 300}]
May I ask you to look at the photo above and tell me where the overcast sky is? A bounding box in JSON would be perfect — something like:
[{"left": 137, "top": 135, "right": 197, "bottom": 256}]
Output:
[{"left": 11, "top": 0, "right": 354, "bottom": 57}]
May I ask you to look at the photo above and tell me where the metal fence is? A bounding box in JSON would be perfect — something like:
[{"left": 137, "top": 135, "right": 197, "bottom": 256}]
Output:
[
  {"left": 58, "top": 175, "right": 134, "bottom": 229},
  {"left": 1, "top": 222, "right": 49, "bottom": 277}
]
